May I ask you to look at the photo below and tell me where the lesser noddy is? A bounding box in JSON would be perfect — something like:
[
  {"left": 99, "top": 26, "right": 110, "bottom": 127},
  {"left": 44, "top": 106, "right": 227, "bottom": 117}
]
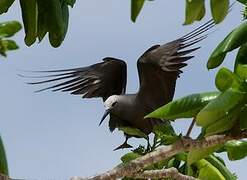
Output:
[{"left": 24, "top": 20, "right": 214, "bottom": 150}]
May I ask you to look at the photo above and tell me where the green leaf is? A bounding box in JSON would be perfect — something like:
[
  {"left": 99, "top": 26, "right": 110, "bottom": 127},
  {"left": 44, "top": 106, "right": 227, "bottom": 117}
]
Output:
[
  {"left": 195, "top": 159, "right": 225, "bottom": 180},
  {"left": 184, "top": 0, "right": 205, "bottom": 25},
  {"left": 225, "top": 140, "right": 247, "bottom": 161},
  {"left": 215, "top": 68, "right": 234, "bottom": 92},
  {"left": 234, "top": 43, "right": 247, "bottom": 79},
  {"left": 153, "top": 123, "right": 175, "bottom": 136},
  {"left": 187, "top": 145, "right": 221, "bottom": 165},
  {"left": 206, "top": 155, "right": 237, "bottom": 180},
  {"left": 196, "top": 89, "right": 245, "bottom": 128},
  {"left": 239, "top": 107, "right": 247, "bottom": 130},
  {"left": 131, "top": 0, "right": 145, "bottom": 22},
  {"left": 207, "top": 31, "right": 233, "bottom": 69},
  {"left": 0, "top": 21, "right": 22, "bottom": 38},
  {"left": 213, "top": 154, "right": 227, "bottom": 165},
  {"left": 119, "top": 127, "right": 148, "bottom": 139},
  {"left": 222, "top": 21, "right": 247, "bottom": 51},
  {"left": 235, "top": 64, "right": 247, "bottom": 80},
  {"left": 153, "top": 123, "right": 179, "bottom": 145},
  {"left": 207, "top": 49, "right": 227, "bottom": 70},
  {"left": 2, "top": 40, "right": 19, "bottom": 50},
  {"left": 208, "top": 21, "right": 247, "bottom": 69},
  {"left": 121, "top": 152, "right": 141, "bottom": 163},
  {"left": 205, "top": 113, "right": 237, "bottom": 136},
  {"left": 175, "top": 152, "right": 188, "bottom": 162},
  {"left": 20, "top": 0, "right": 38, "bottom": 46},
  {"left": 0, "top": 0, "right": 15, "bottom": 14},
  {"left": 0, "top": 41, "right": 7, "bottom": 57},
  {"left": 0, "top": 39, "right": 19, "bottom": 57},
  {"left": 47, "top": 0, "right": 66, "bottom": 48},
  {"left": 146, "top": 92, "right": 219, "bottom": 120},
  {"left": 0, "top": 136, "right": 8, "bottom": 175},
  {"left": 234, "top": 40, "right": 247, "bottom": 66},
  {"left": 210, "top": 0, "right": 229, "bottom": 24}
]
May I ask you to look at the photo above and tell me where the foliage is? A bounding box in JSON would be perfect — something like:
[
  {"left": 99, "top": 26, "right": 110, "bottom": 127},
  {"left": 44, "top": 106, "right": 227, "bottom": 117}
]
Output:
[
  {"left": 0, "top": 0, "right": 75, "bottom": 48},
  {"left": 0, "top": 0, "right": 233, "bottom": 50},
  {"left": 0, "top": 0, "right": 231, "bottom": 48},
  {"left": 0, "top": 20, "right": 21, "bottom": 57},
  {"left": 131, "top": 0, "right": 230, "bottom": 24},
  {"left": 131, "top": 0, "right": 145, "bottom": 22},
  {"left": 225, "top": 140, "right": 247, "bottom": 160},
  {"left": 145, "top": 92, "right": 219, "bottom": 120},
  {"left": 119, "top": 127, "right": 148, "bottom": 139},
  {"left": 0, "top": 136, "right": 8, "bottom": 175},
  {"left": 121, "top": 1, "right": 247, "bottom": 179},
  {"left": 1, "top": 0, "right": 247, "bottom": 179},
  {"left": 0, "top": 0, "right": 15, "bottom": 14},
  {"left": 207, "top": 21, "right": 247, "bottom": 69}
]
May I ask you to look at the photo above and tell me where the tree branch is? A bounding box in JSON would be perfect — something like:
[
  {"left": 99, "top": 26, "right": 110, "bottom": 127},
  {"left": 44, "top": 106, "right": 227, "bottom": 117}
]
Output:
[
  {"left": 0, "top": 174, "right": 9, "bottom": 180},
  {"left": 71, "top": 130, "right": 247, "bottom": 180},
  {"left": 130, "top": 168, "right": 196, "bottom": 180},
  {"left": 0, "top": 174, "right": 22, "bottom": 180}
]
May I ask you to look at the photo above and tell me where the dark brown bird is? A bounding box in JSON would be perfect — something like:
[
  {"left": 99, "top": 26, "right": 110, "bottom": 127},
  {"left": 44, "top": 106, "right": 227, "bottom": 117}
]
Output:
[{"left": 24, "top": 20, "right": 214, "bottom": 150}]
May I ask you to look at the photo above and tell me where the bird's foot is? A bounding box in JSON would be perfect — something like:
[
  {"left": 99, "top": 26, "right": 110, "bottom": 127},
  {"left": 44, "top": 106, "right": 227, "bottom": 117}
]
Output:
[{"left": 113, "top": 142, "right": 133, "bottom": 151}]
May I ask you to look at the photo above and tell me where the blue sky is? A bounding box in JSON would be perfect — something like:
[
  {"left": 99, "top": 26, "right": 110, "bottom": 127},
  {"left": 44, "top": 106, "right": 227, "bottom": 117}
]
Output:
[{"left": 0, "top": 0, "right": 246, "bottom": 179}]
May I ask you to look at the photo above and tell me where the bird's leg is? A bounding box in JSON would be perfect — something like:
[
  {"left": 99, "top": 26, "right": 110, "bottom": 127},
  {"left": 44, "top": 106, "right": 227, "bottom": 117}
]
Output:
[
  {"left": 113, "top": 136, "right": 133, "bottom": 151},
  {"left": 145, "top": 136, "right": 152, "bottom": 152},
  {"left": 185, "top": 118, "right": 196, "bottom": 137}
]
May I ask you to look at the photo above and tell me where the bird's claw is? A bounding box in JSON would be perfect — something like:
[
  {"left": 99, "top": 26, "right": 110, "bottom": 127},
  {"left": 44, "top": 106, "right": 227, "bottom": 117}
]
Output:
[{"left": 113, "top": 142, "right": 133, "bottom": 151}]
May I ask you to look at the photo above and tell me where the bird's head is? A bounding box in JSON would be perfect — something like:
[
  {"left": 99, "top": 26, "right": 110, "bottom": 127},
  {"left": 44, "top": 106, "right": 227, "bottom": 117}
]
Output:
[{"left": 99, "top": 95, "right": 120, "bottom": 125}]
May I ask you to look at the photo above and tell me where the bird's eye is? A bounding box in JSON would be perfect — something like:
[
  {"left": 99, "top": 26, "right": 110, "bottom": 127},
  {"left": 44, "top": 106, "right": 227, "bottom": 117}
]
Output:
[{"left": 112, "top": 102, "right": 118, "bottom": 107}]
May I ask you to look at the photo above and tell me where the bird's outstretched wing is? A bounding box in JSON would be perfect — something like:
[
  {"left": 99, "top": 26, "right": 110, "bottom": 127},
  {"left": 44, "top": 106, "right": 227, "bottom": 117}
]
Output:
[
  {"left": 137, "top": 20, "right": 214, "bottom": 109},
  {"left": 24, "top": 57, "right": 127, "bottom": 101}
]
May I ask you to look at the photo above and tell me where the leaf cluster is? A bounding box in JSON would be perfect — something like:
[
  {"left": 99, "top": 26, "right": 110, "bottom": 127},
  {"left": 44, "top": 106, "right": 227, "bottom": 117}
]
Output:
[
  {"left": 0, "top": 0, "right": 237, "bottom": 49},
  {"left": 0, "top": 21, "right": 21, "bottom": 57},
  {"left": 0, "top": 0, "right": 76, "bottom": 48},
  {"left": 121, "top": 1, "right": 247, "bottom": 179},
  {"left": 1, "top": 0, "right": 247, "bottom": 179},
  {"left": 131, "top": 0, "right": 230, "bottom": 24}
]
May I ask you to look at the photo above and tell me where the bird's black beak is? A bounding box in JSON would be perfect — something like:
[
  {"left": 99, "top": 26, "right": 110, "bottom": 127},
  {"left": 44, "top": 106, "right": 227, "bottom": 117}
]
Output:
[{"left": 99, "top": 109, "right": 111, "bottom": 126}]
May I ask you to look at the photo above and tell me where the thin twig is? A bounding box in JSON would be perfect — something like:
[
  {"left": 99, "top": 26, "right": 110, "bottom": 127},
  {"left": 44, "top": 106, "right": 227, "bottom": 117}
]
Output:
[
  {"left": 71, "top": 130, "right": 247, "bottom": 180},
  {"left": 186, "top": 118, "right": 196, "bottom": 137}
]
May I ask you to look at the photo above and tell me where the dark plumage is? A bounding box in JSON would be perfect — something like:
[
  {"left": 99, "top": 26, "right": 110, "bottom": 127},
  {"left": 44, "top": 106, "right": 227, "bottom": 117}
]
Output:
[{"left": 23, "top": 20, "right": 214, "bottom": 150}]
